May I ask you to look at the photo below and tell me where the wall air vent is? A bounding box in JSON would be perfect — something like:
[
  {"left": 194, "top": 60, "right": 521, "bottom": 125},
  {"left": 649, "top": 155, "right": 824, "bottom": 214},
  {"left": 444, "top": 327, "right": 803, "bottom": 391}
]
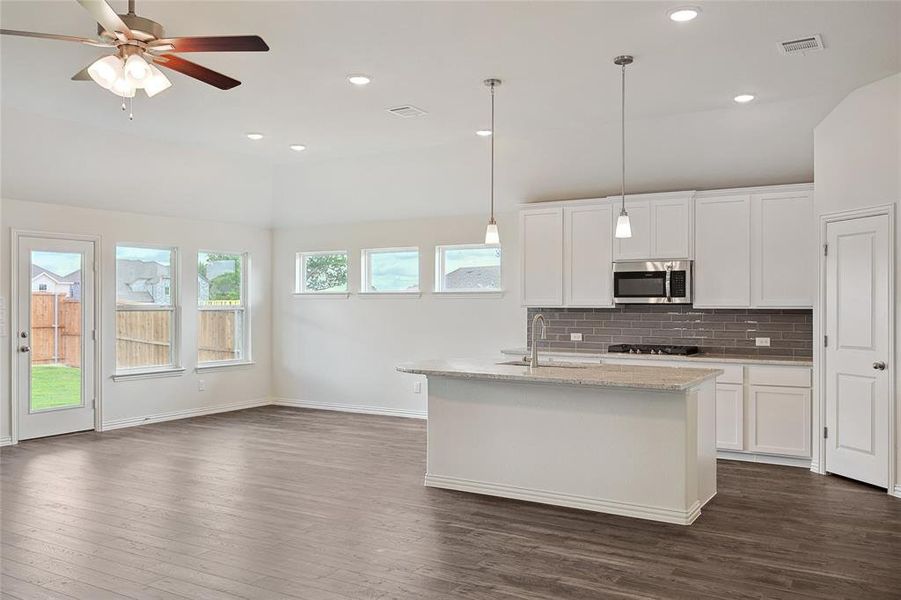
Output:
[
  {"left": 387, "top": 105, "right": 428, "bottom": 118},
  {"left": 779, "top": 34, "right": 825, "bottom": 55}
]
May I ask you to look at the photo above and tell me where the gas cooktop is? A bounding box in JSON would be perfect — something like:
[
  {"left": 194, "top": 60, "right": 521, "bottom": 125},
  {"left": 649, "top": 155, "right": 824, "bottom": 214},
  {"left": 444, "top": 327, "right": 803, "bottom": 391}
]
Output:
[{"left": 607, "top": 344, "right": 700, "bottom": 356}]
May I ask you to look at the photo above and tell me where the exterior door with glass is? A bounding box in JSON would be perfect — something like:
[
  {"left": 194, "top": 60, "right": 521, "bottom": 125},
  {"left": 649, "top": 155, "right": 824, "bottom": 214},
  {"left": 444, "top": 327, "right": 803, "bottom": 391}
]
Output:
[{"left": 16, "top": 235, "right": 96, "bottom": 440}]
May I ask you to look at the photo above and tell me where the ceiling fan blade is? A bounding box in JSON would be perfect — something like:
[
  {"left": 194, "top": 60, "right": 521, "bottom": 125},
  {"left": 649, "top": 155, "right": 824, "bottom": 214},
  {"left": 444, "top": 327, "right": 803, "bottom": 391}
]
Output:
[
  {"left": 0, "top": 28, "right": 114, "bottom": 47},
  {"left": 153, "top": 54, "right": 241, "bottom": 90},
  {"left": 71, "top": 66, "right": 92, "bottom": 80},
  {"left": 75, "top": 0, "right": 133, "bottom": 40},
  {"left": 148, "top": 35, "right": 269, "bottom": 53}
]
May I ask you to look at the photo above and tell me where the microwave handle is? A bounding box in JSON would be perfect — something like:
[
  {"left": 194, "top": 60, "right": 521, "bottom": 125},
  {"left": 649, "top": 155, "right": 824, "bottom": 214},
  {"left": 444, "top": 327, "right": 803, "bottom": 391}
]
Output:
[{"left": 665, "top": 265, "right": 672, "bottom": 302}]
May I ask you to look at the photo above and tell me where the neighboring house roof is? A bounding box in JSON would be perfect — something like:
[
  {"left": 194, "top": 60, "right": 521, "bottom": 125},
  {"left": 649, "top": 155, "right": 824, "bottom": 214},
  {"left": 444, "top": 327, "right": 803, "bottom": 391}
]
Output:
[
  {"left": 444, "top": 265, "right": 500, "bottom": 289},
  {"left": 31, "top": 265, "right": 74, "bottom": 284},
  {"left": 60, "top": 269, "right": 81, "bottom": 284},
  {"left": 116, "top": 259, "right": 170, "bottom": 304}
]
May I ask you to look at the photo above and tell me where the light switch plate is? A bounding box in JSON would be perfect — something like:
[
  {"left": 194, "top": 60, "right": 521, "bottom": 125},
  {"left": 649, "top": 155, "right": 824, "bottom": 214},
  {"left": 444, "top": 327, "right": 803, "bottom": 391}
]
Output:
[
  {"left": 755, "top": 337, "right": 771, "bottom": 347},
  {"left": 570, "top": 333, "right": 583, "bottom": 342},
  {"left": 413, "top": 382, "right": 422, "bottom": 394}
]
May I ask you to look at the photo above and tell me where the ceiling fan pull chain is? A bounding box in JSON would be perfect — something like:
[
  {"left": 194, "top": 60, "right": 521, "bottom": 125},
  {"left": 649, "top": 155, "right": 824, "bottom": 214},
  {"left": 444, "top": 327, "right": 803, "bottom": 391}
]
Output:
[
  {"left": 129, "top": 96, "right": 134, "bottom": 121},
  {"left": 121, "top": 95, "right": 126, "bottom": 111}
]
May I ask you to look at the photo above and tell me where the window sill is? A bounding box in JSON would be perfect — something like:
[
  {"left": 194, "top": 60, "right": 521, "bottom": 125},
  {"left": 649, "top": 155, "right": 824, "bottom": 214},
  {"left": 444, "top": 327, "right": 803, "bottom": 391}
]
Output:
[
  {"left": 432, "top": 290, "right": 505, "bottom": 299},
  {"left": 293, "top": 292, "right": 350, "bottom": 298},
  {"left": 195, "top": 361, "right": 255, "bottom": 373},
  {"left": 112, "top": 367, "right": 185, "bottom": 382},
  {"left": 359, "top": 291, "right": 421, "bottom": 298}
]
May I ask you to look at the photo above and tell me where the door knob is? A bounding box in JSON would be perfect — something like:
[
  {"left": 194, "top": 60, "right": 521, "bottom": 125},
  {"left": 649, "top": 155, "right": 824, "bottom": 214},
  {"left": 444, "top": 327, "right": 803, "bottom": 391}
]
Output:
[
  {"left": 19, "top": 345, "right": 30, "bottom": 353},
  {"left": 873, "top": 361, "right": 887, "bottom": 370}
]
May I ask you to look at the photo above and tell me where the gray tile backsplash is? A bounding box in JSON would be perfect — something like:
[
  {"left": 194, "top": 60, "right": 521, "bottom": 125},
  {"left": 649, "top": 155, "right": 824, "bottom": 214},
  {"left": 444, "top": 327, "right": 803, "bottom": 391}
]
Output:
[{"left": 526, "top": 306, "right": 813, "bottom": 358}]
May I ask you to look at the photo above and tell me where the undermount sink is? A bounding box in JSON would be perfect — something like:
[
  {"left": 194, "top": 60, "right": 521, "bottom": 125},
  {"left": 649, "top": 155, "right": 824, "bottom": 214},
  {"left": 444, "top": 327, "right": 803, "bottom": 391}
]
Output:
[{"left": 497, "top": 359, "right": 594, "bottom": 369}]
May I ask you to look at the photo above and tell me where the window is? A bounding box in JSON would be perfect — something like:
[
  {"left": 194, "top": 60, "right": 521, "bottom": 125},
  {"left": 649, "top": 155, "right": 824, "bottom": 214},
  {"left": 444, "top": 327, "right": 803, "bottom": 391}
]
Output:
[
  {"left": 116, "top": 245, "right": 177, "bottom": 372},
  {"left": 296, "top": 251, "right": 348, "bottom": 294},
  {"left": 38, "top": 283, "right": 47, "bottom": 291},
  {"left": 198, "top": 251, "right": 248, "bottom": 365},
  {"left": 435, "top": 244, "right": 502, "bottom": 292},
  {"left": 361, "top": 247, "right": 420, "bottom": 293}
]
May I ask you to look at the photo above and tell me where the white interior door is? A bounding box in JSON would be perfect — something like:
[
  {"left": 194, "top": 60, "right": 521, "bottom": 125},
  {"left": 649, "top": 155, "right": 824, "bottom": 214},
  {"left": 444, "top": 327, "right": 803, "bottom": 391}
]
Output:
[
  {"left": 16, "top": 236, "right": 96, "bottom": 440},
  {"left": 824, "top": 214, "right": 890, "bottom": 488}
]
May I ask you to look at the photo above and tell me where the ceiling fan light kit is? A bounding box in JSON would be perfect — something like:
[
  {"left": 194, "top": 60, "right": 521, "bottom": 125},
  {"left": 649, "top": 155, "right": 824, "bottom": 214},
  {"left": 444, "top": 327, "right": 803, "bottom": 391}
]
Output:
[{"left": 1, "top": 0, "right": 269, "bottom": 118}]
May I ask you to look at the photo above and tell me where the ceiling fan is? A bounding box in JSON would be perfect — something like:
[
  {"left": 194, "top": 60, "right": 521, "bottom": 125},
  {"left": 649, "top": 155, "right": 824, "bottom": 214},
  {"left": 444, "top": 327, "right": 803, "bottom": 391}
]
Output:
[{"left": 0, "top": 0, "right": 269, "bottom": 103}]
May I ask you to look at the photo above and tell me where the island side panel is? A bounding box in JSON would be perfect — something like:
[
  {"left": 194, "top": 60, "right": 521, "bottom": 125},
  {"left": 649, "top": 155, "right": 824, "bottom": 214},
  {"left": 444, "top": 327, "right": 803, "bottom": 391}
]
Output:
[
  {"left": 425, "top": 376, "right": 702, "bottom": 525},
  {"left": 695, "top": 379, "right": 718, "bottom": 506}
]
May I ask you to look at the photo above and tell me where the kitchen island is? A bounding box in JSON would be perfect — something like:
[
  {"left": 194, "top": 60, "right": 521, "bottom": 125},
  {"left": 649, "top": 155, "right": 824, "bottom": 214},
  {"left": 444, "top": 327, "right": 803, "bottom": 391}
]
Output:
[{"left": 397, "top": 359, "right": 722, "bottom": 525}]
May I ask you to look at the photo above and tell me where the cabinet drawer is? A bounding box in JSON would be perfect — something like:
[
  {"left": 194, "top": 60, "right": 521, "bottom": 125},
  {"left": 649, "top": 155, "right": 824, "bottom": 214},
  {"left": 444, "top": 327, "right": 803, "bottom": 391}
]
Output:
[
  {"left": 747, "top": 365, "right": 811, "bottom": 388},
  {"left": 706, "top": 363, "right": 743, "bottom": 385}
]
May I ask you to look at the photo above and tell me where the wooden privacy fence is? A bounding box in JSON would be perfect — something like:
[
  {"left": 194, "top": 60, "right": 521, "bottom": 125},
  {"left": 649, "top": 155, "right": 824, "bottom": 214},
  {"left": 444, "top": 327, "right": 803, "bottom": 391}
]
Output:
[
  {"left": 31, "top": 293, "right": 81, "bottom": 367},
  {"left": 32, "top": 293, "right": 240, "bottom": 368}
]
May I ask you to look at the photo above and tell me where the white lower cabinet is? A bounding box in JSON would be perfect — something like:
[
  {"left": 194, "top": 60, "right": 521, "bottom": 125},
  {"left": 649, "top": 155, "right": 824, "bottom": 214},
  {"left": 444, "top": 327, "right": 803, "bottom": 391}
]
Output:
[
  {"left": 747, "top": 385, "right": 811, "bottom": 458},
  {"left": 715, "top": 383, "right": 744, "bottom": 451}
]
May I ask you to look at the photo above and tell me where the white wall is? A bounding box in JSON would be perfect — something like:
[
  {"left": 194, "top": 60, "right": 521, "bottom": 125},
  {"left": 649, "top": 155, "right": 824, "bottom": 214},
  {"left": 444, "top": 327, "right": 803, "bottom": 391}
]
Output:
[
  {"left": 271, "top": 212, "right": 525, "bottom": 416},
  {"left": 0, "top": 198, "right": 272, "bottom": 442},
  {"left": 813, "top": 72, "right": 901, "bottom": 488}
]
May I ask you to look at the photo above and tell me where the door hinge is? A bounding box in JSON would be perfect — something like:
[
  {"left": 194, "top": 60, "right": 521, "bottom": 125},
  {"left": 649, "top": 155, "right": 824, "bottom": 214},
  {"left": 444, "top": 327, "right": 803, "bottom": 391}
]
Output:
[
  {"left": 824, "top": 335, "right": 828, "bottom": 347},
  {"left": 91, "top": 330, "right": 96, "bottom": 341},
  {"left": 823, "top": 243, "right": 828, "bottom": 257},
  {"left": 823, "top": 426, "right": 828, "bottom": 439}
]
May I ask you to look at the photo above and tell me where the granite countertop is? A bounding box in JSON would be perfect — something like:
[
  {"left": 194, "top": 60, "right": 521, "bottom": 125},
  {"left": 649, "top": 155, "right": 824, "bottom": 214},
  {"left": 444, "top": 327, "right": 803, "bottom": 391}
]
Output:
[
  {"left": 501, "top": 348, "right": 813, "bottom": 367},
  {"left": 397, "top": 359, "right": 722, "bottom": 392}
]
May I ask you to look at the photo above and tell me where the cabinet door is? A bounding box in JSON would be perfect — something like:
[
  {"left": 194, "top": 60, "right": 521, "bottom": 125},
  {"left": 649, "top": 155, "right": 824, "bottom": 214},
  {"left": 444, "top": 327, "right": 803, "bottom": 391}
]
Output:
[
  {"left": 564, "top": 204, "right": 613, "bottom": 306},
  {"left": 612, "top": 200, "right": 651, "bottom": 261},
  {"left": 520, "top": 207, "right": 563, "bottom": 306},
  {"left": 694, "top": 195, "right": 751, "bottom": 307},
  {"left": 715, "top": 383, "right": 744, "bottom": 450},
  {"left": 652, "top": 198, "right": 692, "bottom": 259},
  {"left": 751, "top": 191, "right": 814, "bottom": 307},
  {"left": 747, "top": 385, "right": 811, "bottom": 457}
]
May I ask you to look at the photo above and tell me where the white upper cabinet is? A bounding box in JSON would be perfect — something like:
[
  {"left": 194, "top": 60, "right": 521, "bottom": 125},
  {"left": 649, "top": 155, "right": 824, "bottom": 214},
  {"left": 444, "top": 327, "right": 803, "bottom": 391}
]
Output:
[
  {"left": 751, "top": 190, "right": 815, "bottom": 307},
  {"left": 520, "top": 206, "right": 563, "bottom": 306},
  {"left": 694, "top": 195, "right": 752, "bottom": 308},
  {"left": 564, "top": 203, "right": 614, "bottom": 307},
  {"left": 612, "top": 193, "right": 693, "bottom": 261}
]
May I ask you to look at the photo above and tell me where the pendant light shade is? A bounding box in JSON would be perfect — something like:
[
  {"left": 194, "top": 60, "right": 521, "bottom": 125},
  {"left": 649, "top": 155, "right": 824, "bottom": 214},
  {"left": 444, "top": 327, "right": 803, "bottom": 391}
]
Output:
[
  {"left": 614, "top": 55, "right": 634, "bottom": 239},
  {"left": 483, "top": 78, "right": 502, "bottom": 244}
]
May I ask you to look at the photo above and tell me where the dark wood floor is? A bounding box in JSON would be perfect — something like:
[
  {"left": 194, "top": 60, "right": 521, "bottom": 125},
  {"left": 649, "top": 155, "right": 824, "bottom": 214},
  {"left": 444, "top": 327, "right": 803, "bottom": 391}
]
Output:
[{"left": 2, "top": 407, "right": 900, "bottom": 600}]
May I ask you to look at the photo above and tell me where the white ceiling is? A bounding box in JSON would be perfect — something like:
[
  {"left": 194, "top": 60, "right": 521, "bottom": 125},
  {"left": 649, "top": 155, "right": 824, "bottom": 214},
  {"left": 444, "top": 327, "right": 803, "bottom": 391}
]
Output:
[{"left": 1, "top": 1, "right": 899, "bottom": 227}]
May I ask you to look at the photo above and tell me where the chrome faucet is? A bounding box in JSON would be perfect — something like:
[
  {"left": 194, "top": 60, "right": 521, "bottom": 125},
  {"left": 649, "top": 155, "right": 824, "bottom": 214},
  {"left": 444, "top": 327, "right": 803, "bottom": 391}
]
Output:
[{"left": 530, "top": 313, "right": 547, "bottom": 368}]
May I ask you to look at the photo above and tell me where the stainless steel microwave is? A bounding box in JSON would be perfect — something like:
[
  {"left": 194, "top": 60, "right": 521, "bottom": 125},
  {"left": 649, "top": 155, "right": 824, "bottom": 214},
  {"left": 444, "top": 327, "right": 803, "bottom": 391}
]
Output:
[{"left": 613, "top": 260, "right": 692, "bottom": 304}]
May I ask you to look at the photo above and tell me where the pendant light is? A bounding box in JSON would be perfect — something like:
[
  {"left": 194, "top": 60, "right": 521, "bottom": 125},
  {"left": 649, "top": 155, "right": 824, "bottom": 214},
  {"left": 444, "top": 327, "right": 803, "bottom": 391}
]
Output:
[
  {"left": 614, "top": 55, "right": 634, "bottom": 239},
  {"left": 483, "top": 78, "right": 502, "bottom": 245}
]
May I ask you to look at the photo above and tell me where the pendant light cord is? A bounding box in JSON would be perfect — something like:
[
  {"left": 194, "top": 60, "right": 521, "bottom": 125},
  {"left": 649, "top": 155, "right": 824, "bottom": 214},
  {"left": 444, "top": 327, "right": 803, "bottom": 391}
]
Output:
[
  {"left": 620, "top": 61, "right": 626, "bottom": 214},
  {"left": 490, "top": 81, "right": 496, "bottom": 224}
]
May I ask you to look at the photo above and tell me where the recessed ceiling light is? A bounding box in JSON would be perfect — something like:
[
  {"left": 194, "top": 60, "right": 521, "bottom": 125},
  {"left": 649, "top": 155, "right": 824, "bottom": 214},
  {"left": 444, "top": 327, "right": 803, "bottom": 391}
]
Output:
[
  {"left": 347, "top": 74, "right": 371, "bottom": 86},
  {"left": 476, "top": 129, "right": 493, "bottom": 137},
  {"left": 289, "top": 144, "right": 307, "bottom": 152},
  {"left": 733, "top": 94, "right": 756, "bottom": 103},
  {"left": 246, "top": 132, "right": 264, "bottom": 140},
  {"left": 667, "top": 6, "right": 700, "bottom": 22}
]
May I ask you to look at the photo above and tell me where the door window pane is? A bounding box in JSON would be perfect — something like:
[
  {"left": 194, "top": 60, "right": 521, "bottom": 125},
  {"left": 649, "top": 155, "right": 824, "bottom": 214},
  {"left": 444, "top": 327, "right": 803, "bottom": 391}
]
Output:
[{"left": 30, "top": 251, "right": 83, "bottom": 411}]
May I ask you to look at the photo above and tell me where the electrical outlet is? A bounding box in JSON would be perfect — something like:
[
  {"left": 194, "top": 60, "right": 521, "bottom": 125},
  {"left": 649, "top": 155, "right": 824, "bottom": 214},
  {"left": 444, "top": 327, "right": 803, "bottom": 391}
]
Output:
[
  {"left": 755, "top": 337, "right": 771, "bottom": 347},
  {"left": 198, "top": 379, "right": 206, "bottom": 391},
  {"left": 570, "top": 332, "right": 583, "bottom": 342},
  {"left": 413, "top": 382, "right": 422, "bottom": 394}
]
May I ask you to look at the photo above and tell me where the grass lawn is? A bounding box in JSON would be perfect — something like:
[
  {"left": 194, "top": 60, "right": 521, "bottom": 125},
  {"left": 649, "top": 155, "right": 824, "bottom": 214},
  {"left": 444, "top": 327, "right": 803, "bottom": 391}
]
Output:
[{"left": 31, "top": 365, "right": 81, "bottom": 411}]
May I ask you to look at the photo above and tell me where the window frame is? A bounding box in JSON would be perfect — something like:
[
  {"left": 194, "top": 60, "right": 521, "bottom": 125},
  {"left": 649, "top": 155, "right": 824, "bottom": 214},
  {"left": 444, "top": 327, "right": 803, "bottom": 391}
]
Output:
[
  {"left": 434, "top": 243, "right": 503, "bottom": 294},
  {"left": 294, "top": 250, "right": 350, "bottom": 296},
  {"left": 196, "top": 250, "right": 251, "bottom": 369},
  {"left": 114, "top": 243, "right": 181, "bottom": 378},
  {"left": 360, "top": 246, "right": 421, "bottom": 295}
]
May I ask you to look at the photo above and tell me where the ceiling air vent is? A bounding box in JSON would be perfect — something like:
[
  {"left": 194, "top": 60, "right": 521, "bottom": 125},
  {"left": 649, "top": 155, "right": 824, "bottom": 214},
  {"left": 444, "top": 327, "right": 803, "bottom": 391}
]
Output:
[
  {"left": 779, "top": 34, "right": 825, "bottom": 55},
  {"left": 387, "top": 105, "right": 427, "bottom": 118}
]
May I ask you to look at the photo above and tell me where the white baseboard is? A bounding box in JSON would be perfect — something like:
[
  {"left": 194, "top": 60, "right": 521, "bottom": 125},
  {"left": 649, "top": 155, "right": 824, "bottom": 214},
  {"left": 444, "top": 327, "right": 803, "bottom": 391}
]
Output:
[
  {"left": 101, "top": 398, "right": 271, "bottom": 431},
  {"left": 892, "top": 485, "right": 901, "bottom": 499},
  {"left": 717, "top": 450, "right": 811, "bottom": 469},
  {"left": 272, "top": 398, "right": 426, "bottom": 420},
  {"left": 424, "top": 473, "right": 704, "bottom": 526},
  {"left": 0, "top": 436, "right": 12, "bottom": 447}
]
